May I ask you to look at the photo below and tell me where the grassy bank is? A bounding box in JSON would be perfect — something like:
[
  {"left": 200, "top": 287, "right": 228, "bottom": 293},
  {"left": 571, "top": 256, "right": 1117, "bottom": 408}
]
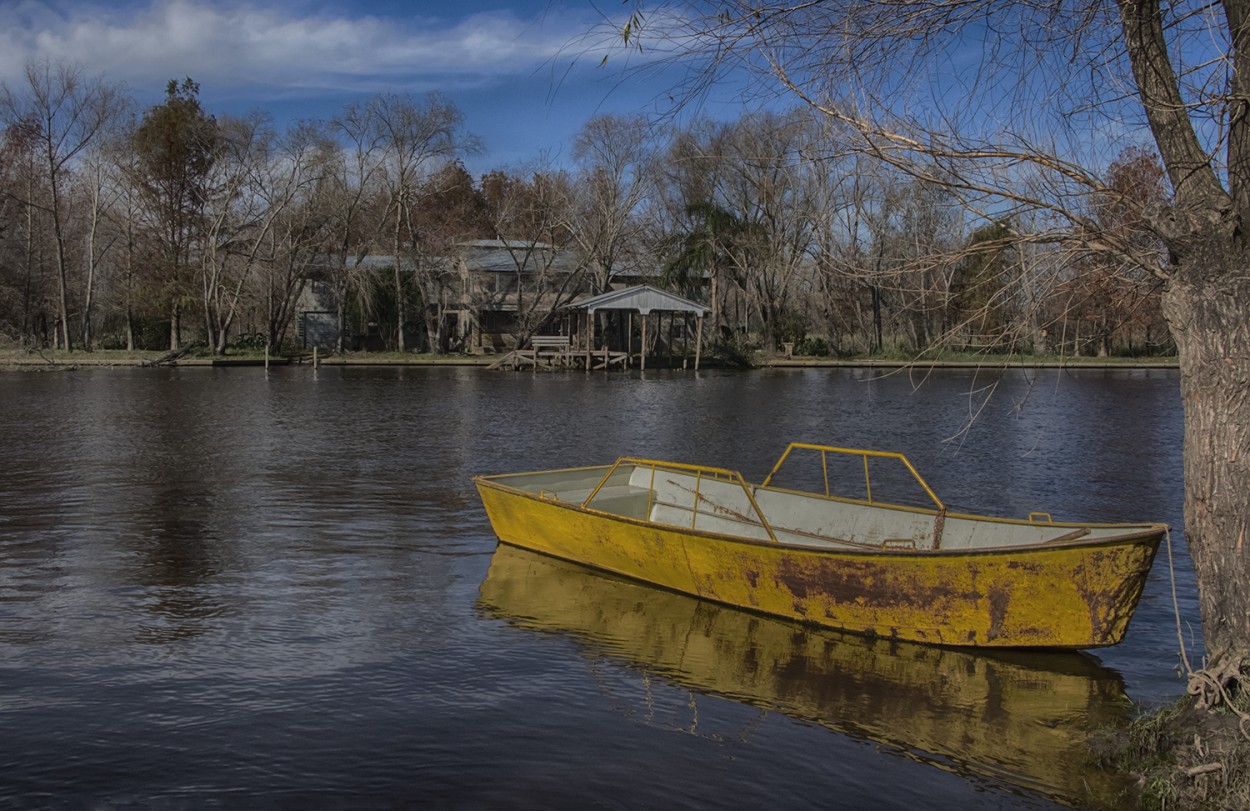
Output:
[
  {"left": 0, "top": 348, "right": 491, "bottom": 368},
  {"left": 0, "top": 346, "right": 1179, "bottom": 370},
  {"left": 1097, "top": 695, "right": 1250, "bottom": 810}
]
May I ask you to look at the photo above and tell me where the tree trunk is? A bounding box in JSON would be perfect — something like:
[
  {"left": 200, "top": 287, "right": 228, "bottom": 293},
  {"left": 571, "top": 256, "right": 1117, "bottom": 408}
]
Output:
[
  {"left": 82, "top": 254, "right": 95, "bottom": 352},
  {"left": 54, "top": 251, "right": 72, "bottom": 352},
  {"left": 51, "top": 206, "right": 73, "bottom": 352},
  {"left": 394, "top": 259, "right": 406, "bottom": 353},
  {"left": 1163, "top": 258, "right": 1250, "bottom": 679},
  {"left": 709, "top": 266, "right": 720, "bottom": 335},
  {"left": 425, "top": 294, "right": 443, "bottom": 354},
  {"left": 871, "top": 285, "right": 883, "bottom": 354},
  {"left": 335, "top": 271, "right": 349, "bottom": 354},
  {"left": 393, "top": 209, "right": 407, "bottom": 353},
  {"left": 82, "top": 180, "right": 106, "bottom": 353}
]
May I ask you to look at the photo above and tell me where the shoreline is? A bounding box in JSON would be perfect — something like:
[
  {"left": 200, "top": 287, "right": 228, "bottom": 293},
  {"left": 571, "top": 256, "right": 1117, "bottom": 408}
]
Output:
[{"left": 0, "top": 350, "right": 1181, "bottom": 371}]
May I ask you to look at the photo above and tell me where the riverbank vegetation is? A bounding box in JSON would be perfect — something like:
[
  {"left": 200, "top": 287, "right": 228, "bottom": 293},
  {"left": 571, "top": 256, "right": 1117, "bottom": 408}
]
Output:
[
  {"left": 0, "top": 63, "right": 1173, "bottom": 362},
  {"left": 1097, "top": 696, "right": 1250, "bottom": 809}
]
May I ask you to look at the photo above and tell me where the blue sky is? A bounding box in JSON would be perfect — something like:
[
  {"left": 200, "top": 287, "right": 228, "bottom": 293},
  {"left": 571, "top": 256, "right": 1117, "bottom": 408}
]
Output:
[{"left": 0, "top": 0, "right": 674, "bottom": 172}]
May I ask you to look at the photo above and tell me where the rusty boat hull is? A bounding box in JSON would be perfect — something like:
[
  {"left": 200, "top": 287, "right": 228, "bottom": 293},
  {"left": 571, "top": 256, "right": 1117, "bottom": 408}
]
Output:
[{"left": 473, "top": 445, "right": 1165, "bottom": 648}]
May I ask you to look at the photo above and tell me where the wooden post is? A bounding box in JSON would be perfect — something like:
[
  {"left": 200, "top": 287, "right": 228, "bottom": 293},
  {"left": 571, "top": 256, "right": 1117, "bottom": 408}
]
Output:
[
  {"left": 683, "top": 313, "right": 689, "bottom": 370},
  {"left": 694, "top": 316, "right": 704, "bottom": 370},
  {"left": 628, "top": 312, "right": 634, "bottom": 367},
  {"left": 313, "top": 346, "right": 319, "bottom": 368},
  {"left": 641, "top": 312, "right": 648, "bottom": 371},
  {"left": 667, "top": 312, "right": 675, "bottom": 369},
  {"left": 585, "top": 310, "right": 592, "bottom": 370}
]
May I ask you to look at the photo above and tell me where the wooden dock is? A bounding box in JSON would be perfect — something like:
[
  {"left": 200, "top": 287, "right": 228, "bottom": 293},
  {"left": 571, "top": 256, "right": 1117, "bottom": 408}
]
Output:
[{"left": 488, "top": 335, "right": 630, "bottom": 371}]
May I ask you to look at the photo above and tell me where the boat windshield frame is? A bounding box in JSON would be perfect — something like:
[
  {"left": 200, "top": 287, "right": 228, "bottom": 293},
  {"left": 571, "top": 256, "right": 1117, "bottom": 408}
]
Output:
[{"left": 761, "top": 443, "right": 947, "bottom": 513}]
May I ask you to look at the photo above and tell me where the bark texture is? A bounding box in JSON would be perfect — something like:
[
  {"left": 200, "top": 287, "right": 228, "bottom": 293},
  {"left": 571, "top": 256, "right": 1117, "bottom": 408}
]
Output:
[
  {"left": 1164, "top": 260, "right": 1250, "bottom": 678},
  {"left": 1119, "top": 0, "right": 1250, "bottom": 685}
]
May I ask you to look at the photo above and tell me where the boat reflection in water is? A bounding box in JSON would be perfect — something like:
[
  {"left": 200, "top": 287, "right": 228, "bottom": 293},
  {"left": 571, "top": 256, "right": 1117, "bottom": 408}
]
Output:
[{"left": 477, "top": 543, "right": 1135, "bottom": 809}]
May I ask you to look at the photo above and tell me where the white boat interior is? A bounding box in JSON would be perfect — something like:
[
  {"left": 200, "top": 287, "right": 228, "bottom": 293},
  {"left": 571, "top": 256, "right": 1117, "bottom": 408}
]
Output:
[{"left": 485, "top": 461, "right": 1146, "bottom": 553}]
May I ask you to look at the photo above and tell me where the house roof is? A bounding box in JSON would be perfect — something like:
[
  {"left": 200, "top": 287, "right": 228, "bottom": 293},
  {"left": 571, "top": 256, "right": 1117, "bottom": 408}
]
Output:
[
  {"left": 461, "top": 239, "right": 556, "bottom": 251},
  {"left": 571, "top": 284, "right": 709, "bottom": 316},
  {"left": 456, "top": 240, "right": 580, "bottom": 275},
  {"left": 342, "top": 240, "right": 579, "bottom": 276}
]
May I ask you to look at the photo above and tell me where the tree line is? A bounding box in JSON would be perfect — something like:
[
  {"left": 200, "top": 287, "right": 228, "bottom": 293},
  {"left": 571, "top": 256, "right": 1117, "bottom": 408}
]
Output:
[{"left": 0, "top": 59, "right": 1169, "bottom": 357}]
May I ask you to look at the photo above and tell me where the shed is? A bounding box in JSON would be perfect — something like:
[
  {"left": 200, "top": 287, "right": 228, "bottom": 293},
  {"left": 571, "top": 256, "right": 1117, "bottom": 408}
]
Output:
[{"left": 571, "top": 285, "right": 710, "bottom": 370}]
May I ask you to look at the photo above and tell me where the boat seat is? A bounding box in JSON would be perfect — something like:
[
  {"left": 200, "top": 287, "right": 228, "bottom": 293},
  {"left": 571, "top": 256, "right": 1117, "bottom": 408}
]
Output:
[{"left": 1039, "top": 528, "right": 1091, "bottom": 545}]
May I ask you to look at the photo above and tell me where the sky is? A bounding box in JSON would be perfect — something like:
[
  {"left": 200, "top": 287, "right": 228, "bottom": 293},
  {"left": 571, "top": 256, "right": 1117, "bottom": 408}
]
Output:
[{"left": 0, "top": 0, "right": 680, "bottom": 173}]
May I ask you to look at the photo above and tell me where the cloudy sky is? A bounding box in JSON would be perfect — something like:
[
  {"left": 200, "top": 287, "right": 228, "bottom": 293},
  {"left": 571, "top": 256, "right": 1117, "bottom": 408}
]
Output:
[{"left": 0, "top": 0, "right": 679, "bottom": 171}]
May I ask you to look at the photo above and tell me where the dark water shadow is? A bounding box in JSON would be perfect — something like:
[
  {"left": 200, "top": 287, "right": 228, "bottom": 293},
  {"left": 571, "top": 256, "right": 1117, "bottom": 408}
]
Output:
[{"left": 477, "top": 543, "right": 1137, "bottom": 810}]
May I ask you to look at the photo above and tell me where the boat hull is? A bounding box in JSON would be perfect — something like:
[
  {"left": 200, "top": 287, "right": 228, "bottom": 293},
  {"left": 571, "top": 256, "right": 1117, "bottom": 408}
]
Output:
[{"left": 475, "top": 479, "right": 1162, "bottom": 648}]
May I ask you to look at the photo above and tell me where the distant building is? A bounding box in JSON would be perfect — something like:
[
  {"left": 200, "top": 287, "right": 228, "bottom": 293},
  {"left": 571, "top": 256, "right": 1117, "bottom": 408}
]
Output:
[
  {"left": 293, "top": 240, "right": 711, "bottom": 354},
  {"left": 439, "top": 239, "right": 588, "bottom": 354},
  {"left": 295, "top": 241, "right": 596, "bottom": 353}
]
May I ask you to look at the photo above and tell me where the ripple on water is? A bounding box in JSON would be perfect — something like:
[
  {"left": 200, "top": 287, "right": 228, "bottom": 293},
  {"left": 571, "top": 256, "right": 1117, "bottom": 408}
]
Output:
[{"left": 0, "top": 366, "right": 1186, "bottom": 809}]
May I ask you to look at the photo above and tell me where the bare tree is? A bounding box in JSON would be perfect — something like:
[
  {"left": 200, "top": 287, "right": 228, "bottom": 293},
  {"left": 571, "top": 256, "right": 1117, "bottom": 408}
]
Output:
[
  {"left": 1069, "top": 146, "right": 1169, "bottom": 356},
  {"left": 481, "top": 166, "right": 586, "bottom": 345},
  {"left": 653, "top": 118, "right": 734, "bottom": 332},
  {"left": 197, "top": 114, "right": 267, "bottom": 354},
  {"left": 326, "top": 102, "right": 388, "bottom": 353},
  {"left": 195, "top": 114, "right": 326, "bottom": 354},
  {"left": 713, "top": 110, "right": 822, "bottom": 351},
  {"left": 105, "top": 114, "right": 152, "bottom": 351},
  {"left": 412, "top": 161, "right": 490, "bottom": 351},
  {"left": 0, "top": 60, "right": 122, "bottom": 350},
  {"left": 612, "top": 0, "right": 1250, "bottom": 748},
  {"left": 76, "top": 117, "right": 132, "bottom": 350},
  {"left": 258, "top": 122, "right": 339, "bottom": 351},
  {"left": 371, "top": 92, "right": 476, "bottom": 352},
  {"left": 0, "top": 116, "right": 51, "bottom": 345},
  {"left": 571, "top": 114, "right": 659, "bottom": 294}
]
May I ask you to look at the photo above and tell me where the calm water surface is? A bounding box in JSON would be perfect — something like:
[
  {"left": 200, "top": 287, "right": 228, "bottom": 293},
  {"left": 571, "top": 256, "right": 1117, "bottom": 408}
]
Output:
[{"left": 0, "top": 366, "right": 1193, "bottom": 809}]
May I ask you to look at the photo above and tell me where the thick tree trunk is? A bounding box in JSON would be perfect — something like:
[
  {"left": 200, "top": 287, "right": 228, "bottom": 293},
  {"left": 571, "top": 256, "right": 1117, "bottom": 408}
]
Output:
[{"left": 1163, "top": 258, "right": 1250, "bottom": 679}]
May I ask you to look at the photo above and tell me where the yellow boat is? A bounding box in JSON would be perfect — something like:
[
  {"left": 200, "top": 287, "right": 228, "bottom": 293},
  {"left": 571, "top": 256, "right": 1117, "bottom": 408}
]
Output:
[
  {"left": 473, "top": 443, "right": 1166, "bottom": 648},
  {"left": 477, "top": 543, "right": 1136, "bottom": 808}
]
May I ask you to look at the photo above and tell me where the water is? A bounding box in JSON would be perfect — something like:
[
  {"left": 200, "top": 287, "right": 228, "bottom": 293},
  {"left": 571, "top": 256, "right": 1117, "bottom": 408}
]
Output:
[{"left": 0, "top": 365, "right": 1193, "bottom": 809}]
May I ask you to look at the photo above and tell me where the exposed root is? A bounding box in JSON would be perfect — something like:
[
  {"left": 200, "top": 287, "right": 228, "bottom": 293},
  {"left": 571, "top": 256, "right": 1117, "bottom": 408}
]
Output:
[{"left": 1186, "top": 663, "right": 1250, "bottom": 740}]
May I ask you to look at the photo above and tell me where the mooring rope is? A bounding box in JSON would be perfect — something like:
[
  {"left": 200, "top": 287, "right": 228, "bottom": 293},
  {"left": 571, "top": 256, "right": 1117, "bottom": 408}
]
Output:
[{"left": 1167, "top": 527, "right": 1194, "bottom": 675}]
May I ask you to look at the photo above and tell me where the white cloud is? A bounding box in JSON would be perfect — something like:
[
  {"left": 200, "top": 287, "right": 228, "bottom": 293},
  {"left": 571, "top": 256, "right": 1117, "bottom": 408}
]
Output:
[{"left": 0, "top": 0, "right": 598, "bottom": 97}]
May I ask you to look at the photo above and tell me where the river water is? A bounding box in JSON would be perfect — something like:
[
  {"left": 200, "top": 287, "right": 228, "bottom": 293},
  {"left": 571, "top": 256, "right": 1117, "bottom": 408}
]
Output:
[{"left": 0, "top": 365, "right": 1193, "bottom": 809}]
